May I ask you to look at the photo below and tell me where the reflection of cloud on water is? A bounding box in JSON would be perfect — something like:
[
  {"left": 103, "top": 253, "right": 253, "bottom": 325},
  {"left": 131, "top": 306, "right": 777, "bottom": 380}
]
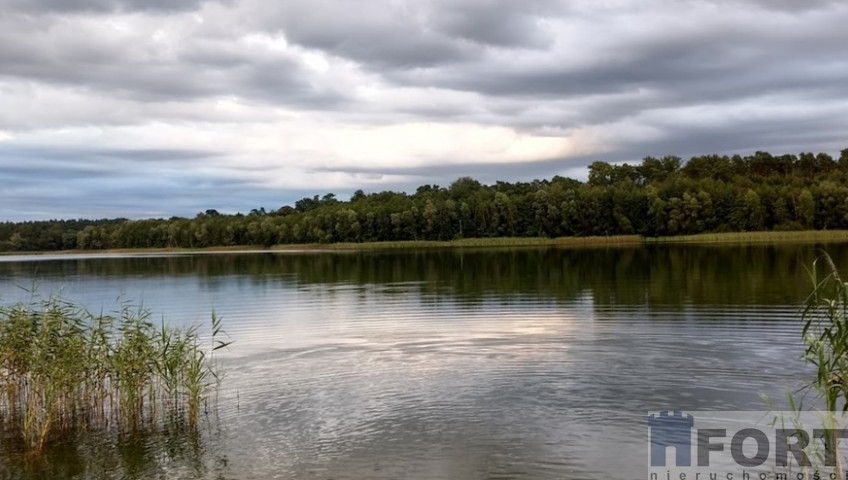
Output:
[
  {"left": 221, "top": 280, "right": 592, "bottom": 361},
  {"left": 212, "top": 283, "right": 663, "bottom": 478}
]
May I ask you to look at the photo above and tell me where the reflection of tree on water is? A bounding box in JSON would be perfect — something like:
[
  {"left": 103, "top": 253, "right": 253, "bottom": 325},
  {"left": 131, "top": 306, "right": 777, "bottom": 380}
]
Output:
[
  {"left": 1, "top": 244, "right": 843, "bottom": 308},
  {"left": 0, "top": 419, "right": 230, "bottom": 480}
]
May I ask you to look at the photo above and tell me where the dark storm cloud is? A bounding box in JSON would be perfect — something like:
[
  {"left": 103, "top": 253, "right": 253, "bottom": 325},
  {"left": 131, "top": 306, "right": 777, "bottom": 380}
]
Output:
[
  {"left": 259, "top": 0, "right": 566, "bottom": 70},
  {"left": 0, "top": 145, "right": 263, "bottom": 220},
  {"left": 0, "top": 20, "right": 344, "bottom": 108},
  {"left": 0, "top": 7, "right": 354, "bottom": 115},
  {"left": 245, "top": 0, "right": 848, "bottom": 145},
  {"left": 432, "top": 0, "right": 563, "bottom": 48},
  {"left": 0, "top": 146, "right": 218, "bottom": 183},
  {"left": 394, "top": 11, "right": 846, "bottom": 99},
  {"left": 258, "top": 1, "right": 473, "bottom": 69}
]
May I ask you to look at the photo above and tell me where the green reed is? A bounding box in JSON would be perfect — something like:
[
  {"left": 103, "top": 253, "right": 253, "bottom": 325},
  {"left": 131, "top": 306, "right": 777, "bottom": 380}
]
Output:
[
  {"left": 0, "top": 296, "right": 230, "bottom": 450},
  {"left": 651, "top": 230, "right": 848, "bottom": 245},
  {"left": 275, "top": 235, "right": 644, "bottom": 251},
  {"left": 788, "top": 253, "right": 848, "bottom": 478},
  {"left": 801, "top": 253, "right": 848, "bottom": 413},
  {"left": 271, "top": 230, "right": 848, "bottom": 251}
]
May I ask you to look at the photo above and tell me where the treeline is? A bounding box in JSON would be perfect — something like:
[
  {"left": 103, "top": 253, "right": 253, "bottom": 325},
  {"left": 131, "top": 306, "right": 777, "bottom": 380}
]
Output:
[{"left": 2, "top": 148, "right": 848, "bottom": 251}]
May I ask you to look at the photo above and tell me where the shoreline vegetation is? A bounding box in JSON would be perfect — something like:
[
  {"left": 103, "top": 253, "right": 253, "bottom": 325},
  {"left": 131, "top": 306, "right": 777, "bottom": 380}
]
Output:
[
  {"left": 3, "top": 230, "right": 848, "bottom": 257},
  {"left": 0, "top": 297, "right": 230, "bottom": 451}
]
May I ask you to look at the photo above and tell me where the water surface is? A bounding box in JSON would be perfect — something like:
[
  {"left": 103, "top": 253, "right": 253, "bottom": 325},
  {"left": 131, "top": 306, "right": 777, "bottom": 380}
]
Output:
[{"left": 0, "top": 244, "right": 840, "bottom": 479}]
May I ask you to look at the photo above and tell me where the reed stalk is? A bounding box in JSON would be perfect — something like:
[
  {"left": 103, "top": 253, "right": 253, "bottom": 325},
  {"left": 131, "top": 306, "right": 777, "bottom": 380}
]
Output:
[
  {"left": 0, "top": 296, "right": 229, "bottom": 451},
  {"left": 796, "top": 253, "right": 848, "bottom": 479}
]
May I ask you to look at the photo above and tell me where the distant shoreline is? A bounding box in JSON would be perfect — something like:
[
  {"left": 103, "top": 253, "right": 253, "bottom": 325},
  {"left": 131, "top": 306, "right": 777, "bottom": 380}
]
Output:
[{"left": 3, "top": 230, "right": 848, "bottom": 257}]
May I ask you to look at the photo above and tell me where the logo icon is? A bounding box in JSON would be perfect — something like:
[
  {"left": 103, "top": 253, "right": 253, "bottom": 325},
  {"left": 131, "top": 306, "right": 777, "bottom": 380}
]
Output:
[{"left": 648, "top": 411, "right": 694, "bottom": 467}]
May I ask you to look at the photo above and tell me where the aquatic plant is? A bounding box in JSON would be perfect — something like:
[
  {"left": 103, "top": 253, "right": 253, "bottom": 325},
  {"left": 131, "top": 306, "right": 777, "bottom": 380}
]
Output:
[
  {"left": 791, "top": 253, "right": 848, "bottom": 477},
  {"left": 0, "top": 296, "right": 230, "bottom": 450},
  {"left": 802, "top": 253, "right": 848, "bottom": 413},
  {"left": 650, "top": 230, "right": 848, "bottom": 244}
]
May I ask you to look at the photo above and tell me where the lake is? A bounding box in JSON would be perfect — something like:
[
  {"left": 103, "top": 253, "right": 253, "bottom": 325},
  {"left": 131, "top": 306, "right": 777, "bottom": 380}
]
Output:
[{"left": 0, "top": 244, "right": 839, "bottom": 479}]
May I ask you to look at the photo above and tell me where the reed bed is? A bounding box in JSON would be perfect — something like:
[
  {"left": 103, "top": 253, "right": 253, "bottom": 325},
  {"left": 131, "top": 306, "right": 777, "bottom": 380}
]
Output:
[
  {"left": 274, "top": 235, "right": 644, "bottom": 251},
  {"left": 0, "top": 296, "right": 230, "bottom": 450},
  {"left": 648, "top": 230, "right": 848, "bottom": 245},
  {"left": 7, "top": 230, "right": 848, "bottom": 257},
  {"left": 274, "top": 231, "right": 848, "bottom": 251}
]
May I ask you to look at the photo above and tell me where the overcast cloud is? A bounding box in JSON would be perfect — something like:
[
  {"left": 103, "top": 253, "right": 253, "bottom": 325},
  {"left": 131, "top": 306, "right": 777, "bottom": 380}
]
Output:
[{"left": 1, "top": 0, "right": 847, "bottom": 220}]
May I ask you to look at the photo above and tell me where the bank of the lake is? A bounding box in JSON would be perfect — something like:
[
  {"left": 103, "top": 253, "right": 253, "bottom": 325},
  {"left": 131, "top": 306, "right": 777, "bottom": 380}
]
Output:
[
  {"left": 289, "top": 230, "right": 848, "bottom": 249},
  {"left": 646, "top": 229, "right": 848, "bottom": 244},
  {"left": 3, "top": 230, "right": 848, "bottom": 257}
]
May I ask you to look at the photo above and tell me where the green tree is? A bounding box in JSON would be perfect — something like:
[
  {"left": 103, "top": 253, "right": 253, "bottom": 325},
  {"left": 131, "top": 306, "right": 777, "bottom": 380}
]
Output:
[{"left": 797, "top": 189, "right": 815, "bottom": 229}]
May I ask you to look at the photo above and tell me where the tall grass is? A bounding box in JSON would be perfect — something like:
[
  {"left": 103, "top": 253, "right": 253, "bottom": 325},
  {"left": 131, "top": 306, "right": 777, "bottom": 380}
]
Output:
[
  {"left": 650, "top": 230, "right": 848, "bottom": 244},
  {"left": 272, "top": 231, "right": 848, "bottom": 251},
  {"left": 801, "top": 254, "right": 848, "bottom": 413},
  {"left": 0, "top": 296, "right": 230, "bottom": 450},
  {"left": 790, "top": 253, "right": 848, "bottom": 478},
  {"left": 274, "top": 235, "right": 644, "bottom": 251}
]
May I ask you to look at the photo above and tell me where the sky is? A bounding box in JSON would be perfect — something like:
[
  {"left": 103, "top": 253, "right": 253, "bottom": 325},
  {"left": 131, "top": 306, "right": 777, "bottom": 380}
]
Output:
[{"left": 1, "top": 0, "right": 847, "bottom": 221}]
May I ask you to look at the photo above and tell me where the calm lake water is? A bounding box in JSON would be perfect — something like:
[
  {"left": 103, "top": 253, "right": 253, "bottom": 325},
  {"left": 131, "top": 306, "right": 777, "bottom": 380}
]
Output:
[{"left": 0, "top": 244, "right": 843, "bottom": 480}]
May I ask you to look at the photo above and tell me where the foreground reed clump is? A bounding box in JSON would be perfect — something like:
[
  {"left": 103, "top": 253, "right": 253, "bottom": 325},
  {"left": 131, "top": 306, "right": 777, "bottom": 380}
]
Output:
[
  {"left": 802, "top": 254, "right": 848, "bottom": 413},
  {"left": 0, "top": 296, "right": 230, "bottom": 450},
  {"left": 779, "top": 253, "right": 848, "bottom": 478}
]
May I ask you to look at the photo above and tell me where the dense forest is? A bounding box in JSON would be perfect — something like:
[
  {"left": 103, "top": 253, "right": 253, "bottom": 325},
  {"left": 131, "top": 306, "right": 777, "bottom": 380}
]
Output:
[{"left": 2, "top": 148, "right": 848, "bottom": 252}]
